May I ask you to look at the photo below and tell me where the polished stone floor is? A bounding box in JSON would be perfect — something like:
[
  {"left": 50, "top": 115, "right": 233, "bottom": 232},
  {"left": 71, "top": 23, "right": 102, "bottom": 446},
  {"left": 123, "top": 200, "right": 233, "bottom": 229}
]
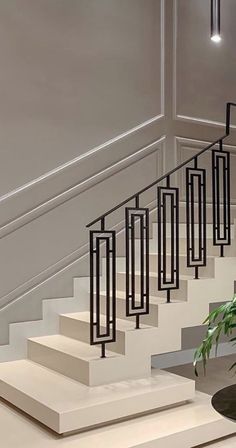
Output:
[
  {"left": 168, "top": 354, "right": 236, "bottom": 447},
  {"left": 167, "top": 354, "right": 236, "bottom": 396}
]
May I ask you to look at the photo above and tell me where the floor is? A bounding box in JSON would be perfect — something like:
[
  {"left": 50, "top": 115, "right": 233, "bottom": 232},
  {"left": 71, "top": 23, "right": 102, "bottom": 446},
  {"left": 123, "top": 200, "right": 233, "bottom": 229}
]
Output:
[
  {"left": 167, "top": 354, "right": 236, "bottom": 447},
  {"left": 0, "top": 355, "right": 234, "bottom": 447},
  {"left": 167, "top": 354, "right": 236, "bottom": 396},
  {"left": 201, "top": 438, "right": 236, "bottom": 447}
]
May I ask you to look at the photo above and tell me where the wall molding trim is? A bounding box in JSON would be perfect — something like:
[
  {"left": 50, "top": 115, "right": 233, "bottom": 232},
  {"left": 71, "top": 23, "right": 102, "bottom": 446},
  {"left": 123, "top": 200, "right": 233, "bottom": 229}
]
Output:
[
  {"left": 0, "top": 114, "right": 164, "bottom": 206},
  {"left": 0, "top": 241, "right": 89, "bottom": 311},
  {"left": 175, "top": 135, "right": 236, "bottom": 152},
  {"left": 160, "top": 0, "right": 165, "bottom": 117},
  {"left": 0, "top": 126, "right": 166, "bottom": 240},
  {"left": 176, "top": 135, "right": 236, "bottom": 204},
  {"left": 0, "top": 198, "right": 161, "bottom": 312},
  {"left": 0, "top": 138, "right": 166, "bottom": 309},
  {"left": 175, "top": 114, "right": 235, "bottom": 129}
]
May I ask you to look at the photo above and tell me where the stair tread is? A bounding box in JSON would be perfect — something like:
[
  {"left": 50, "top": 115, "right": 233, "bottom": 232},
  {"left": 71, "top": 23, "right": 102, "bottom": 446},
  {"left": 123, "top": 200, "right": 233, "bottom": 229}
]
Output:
[
  {"left": 28, "top": 334, "right": 120, "bottom": 360},
  {"left": 118, "top": 271, "right": 211, "bottom": 280},
  {"left": 149, "top": 253, "right": 215, "bottom": 258},
  {"left": 61, "top": 311, "right": 152, "bottom": 331},
  {"left": 0, "top": 360, "right": 192, "bottom": 412},
  {"left": 0, "top": 360, "right": 197, "bottom": 435},
  {"left": 100, "top": 290, "right": 182, "bottom": 304}
]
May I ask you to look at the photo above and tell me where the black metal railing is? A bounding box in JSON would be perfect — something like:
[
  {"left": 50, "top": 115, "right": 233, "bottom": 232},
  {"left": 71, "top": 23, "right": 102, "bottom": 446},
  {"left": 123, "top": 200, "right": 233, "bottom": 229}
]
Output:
[
  {"left": 87, "top": 102, "right": 236, "bottom": 357},
  {"left": 125, "top": 207, "right": 149, "bottom": 329},
  {"left": 186, "top": 165, "right": 207, "bottom": 279}
]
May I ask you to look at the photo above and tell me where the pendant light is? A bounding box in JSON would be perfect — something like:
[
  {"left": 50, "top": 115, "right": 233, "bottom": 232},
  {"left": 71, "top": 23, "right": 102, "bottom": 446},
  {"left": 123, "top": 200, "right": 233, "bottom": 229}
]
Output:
[{"left": 211, "top": 0, "right": 221, "bottom": 42}]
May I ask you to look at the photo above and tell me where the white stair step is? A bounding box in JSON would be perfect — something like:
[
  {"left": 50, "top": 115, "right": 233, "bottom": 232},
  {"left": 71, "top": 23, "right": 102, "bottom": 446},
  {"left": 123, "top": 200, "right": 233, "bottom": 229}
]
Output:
[
  {"left": 152, "top": 222, "right": 235, "bottom": 239},
  {"left": 118, "top": 271, "right": 211, "bottom": 280},
  {"left": 111, "top": 290, "right": 183, "bottom": 304},
  {"left": 149, "top": 238, "right": 236, "bottom": 256},
  {"left": 207, "top": 437, "right": 236, "bottom": 447},
  {"left": 117, "top": 272, "right": 193, "bottom": 300},
  {"left": 27, "top": 334, "right": 150, "bottom": 386},
  {"left": 100, "top": 291, "right": 181, "bottom": 325},
  {"left": 60, "top": 311, "right": 156, "bottom": 355},
  {"left": 117, "top": 268, "right": 232, "bottom": 302},
  {"left": 0, "top": 360, "right": 195, "bottom": 435},
  {"left": 149, "top": 253, "right": 215, "bottom": 277}
]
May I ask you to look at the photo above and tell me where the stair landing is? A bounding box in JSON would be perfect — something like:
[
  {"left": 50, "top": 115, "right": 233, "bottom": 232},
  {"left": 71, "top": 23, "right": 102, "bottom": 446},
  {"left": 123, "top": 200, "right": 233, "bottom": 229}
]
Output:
[
  {"left": 0, "top": 360, "right": 194, "bottom": 434},
  {"left": 0, "top": 386, "right": 234, "bottom": 448}
]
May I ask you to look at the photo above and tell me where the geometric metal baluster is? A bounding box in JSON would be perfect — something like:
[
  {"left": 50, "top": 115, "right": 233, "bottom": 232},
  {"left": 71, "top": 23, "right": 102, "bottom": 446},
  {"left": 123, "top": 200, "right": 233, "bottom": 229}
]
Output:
[
  {"left": 186, "top": 164, "right": 207, "bottom": 279},
  {"left": 212, "top": 141, "right": 231, "bottom": 257},
  {"left": 125, "top": 207, "right": 149, "bottom": 329},
  {"left": 90, "top": 230, "right": 116, "bottom": 358},
  {"left": 157, "top": 184, "right": 179, "bottom": 303}
]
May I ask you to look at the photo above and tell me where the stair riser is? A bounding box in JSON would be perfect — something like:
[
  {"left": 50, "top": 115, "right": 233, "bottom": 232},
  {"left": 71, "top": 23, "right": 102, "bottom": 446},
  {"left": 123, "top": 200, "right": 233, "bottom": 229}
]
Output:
[
  {"left": 105, "top": 254, "right": 215, "bottom": 279},
  {"left": 28, "top": 340, "right": 90, "bottom": 385},
  {"left": 152, "top": 223, "right": 235, "bottom": 240},
  {"left": 114, "top": 234, "right": 236, "bottom": 260},
  {"left": 28, "top": 340, "right": 151, "bottom": 386},
  {"left": 149, "top": 255, "right": 215, "bottom": 277},
  {"left": 60, "top": 315, "right": 158, "bottom": 357},
  {"left": 100, "top": 296, "right": 159, "bottom": 326},
  {"left": 178, "top": 207, "right": 236, "bottom": 224},
  {"left": 0, "top": 380, "right": 60, "bottom": 433},
  {"left": 149, "top": 239, "right": 236, "bottom": 256},
  {"left": 0, "top": 361, "right": 196, "bottom": 436},
  {"left": 117, "top": 273, "right": 188, "bottom": 300},
  {"left": 60, "top": 316, "right": 126, "bottom": 354}
]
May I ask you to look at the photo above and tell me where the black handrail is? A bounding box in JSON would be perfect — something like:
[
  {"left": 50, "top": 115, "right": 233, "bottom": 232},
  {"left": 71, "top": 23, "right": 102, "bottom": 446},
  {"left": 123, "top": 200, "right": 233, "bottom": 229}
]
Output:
[{"left": 87, "top": 102, "right": 236, "bottom": 228}]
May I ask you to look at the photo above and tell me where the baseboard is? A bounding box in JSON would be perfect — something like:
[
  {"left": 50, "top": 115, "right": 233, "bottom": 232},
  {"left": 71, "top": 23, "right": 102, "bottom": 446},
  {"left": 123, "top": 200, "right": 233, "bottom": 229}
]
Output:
[{"left": 152, "top": 342, "right": 235, "bottom": 369}]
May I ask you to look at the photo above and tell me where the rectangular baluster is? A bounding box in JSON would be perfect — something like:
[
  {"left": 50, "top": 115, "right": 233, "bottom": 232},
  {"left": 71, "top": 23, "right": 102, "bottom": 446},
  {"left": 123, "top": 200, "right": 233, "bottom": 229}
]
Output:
[
  {"left": 186, "top": 168, "right": 207, "bottom": 278},
  {"left": 125, "top": 208, "right": 149, "bottom": 329},
  {"left": 212, "top": 149, "right": 231, "bottom": 256},
  {"left": 157, "top": 187, "right": 179, "bottom": 302},
  {"left": 90, "top": 230, "right": 116, "bottom": 357}
]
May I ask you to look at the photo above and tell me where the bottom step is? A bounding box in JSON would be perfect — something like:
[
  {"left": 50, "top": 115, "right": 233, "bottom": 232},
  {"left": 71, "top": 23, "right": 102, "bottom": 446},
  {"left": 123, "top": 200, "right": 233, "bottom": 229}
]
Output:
[
  {"left": 0, "top": 360, "right": 195, "bottom": 434},
  {"left": 0, "top": 389, "right": 235, "bottom": 448},
  {"left": 64, "top": 393, "right": 235, "bottom": 448}
]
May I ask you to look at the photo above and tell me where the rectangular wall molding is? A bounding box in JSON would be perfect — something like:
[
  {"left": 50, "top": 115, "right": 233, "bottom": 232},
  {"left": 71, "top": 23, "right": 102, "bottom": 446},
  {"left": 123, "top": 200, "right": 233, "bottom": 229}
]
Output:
[
  {"left": 0, "top": 137, "right": 166, "bottom": 310},
  {"left": 176, "top": 136, "right": 236, "bottom": 204},
  {"left": 0, "top": 119, "right": 165, "bottom": 240}
]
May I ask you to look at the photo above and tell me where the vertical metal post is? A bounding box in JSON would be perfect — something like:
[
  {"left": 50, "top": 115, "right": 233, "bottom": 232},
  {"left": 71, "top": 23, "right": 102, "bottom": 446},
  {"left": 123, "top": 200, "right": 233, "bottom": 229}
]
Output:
[
  {"left": 157, "top": 184, "right": 179, "bottom": 303},
  {"left": 125, "top": 208, "right": 149, "bottom": 327},
  {"left": 212, "top": 147, "right": 231, "bottom": 256},
  {"left": 226, "top": 103, "right": 231, "bottom": 135},
  {"left": 186, "top": 166, "right": 206, "bottom": 279},
  {"left": 90, "top": 230, "right": 116, "bottom": 358}
]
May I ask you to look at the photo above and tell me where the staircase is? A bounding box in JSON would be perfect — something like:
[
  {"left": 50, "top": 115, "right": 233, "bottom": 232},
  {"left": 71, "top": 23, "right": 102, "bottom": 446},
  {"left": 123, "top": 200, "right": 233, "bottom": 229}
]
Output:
[{"left": 0, "top": 103, "right": 236, "bottom": 446}]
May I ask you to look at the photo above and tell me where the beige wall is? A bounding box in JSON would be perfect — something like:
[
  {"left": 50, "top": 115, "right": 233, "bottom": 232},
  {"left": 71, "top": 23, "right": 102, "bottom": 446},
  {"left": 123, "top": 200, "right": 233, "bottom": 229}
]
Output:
[
  {"left": 0, "top": 0, "right": 163, "bottom": 194},
  {"left": 175, "top": 0, "right": 236, "bottom": 126},
  {"left": 0, "top": 0, "right": 165, "bottom": 343},
  {"left": 0, "top": 0, "right": 236, "bottom": 345}
]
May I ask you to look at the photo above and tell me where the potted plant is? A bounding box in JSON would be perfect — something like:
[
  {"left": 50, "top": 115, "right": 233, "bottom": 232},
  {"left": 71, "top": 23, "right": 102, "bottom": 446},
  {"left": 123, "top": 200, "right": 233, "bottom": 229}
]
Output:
[
  {"left": 194, "top": 295, "right": 236, "bottom": 376},
  {"left": 194, "top": 295, "right": 236, "bottom": 422}
]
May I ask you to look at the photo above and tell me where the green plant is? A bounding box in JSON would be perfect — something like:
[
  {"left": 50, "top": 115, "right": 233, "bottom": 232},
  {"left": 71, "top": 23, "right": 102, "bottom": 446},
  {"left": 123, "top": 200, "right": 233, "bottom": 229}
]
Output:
[{"left": 194, "top": 295, "right": 236, "bottom": 376}]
